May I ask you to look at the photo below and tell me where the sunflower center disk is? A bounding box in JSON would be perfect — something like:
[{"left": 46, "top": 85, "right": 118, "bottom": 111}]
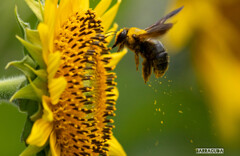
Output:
[{"left": 53, "top": 9, "right": 117, "bottom": 156}]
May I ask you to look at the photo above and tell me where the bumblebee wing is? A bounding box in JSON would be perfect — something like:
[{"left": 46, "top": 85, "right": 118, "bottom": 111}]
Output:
[
  {"left": 145, "top": 6, "right": 183, "bottom": 31},
  {"left": 141, "top": 23, "right": 173, "bottom": 38},
  {"left": 139, "top": 6, "right": 183, "bottom": 38}
]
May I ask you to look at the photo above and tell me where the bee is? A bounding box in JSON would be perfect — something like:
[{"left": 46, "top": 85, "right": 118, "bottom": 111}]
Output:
[{"left": 112, "top": 7, "right": 183, "bottom": 83}]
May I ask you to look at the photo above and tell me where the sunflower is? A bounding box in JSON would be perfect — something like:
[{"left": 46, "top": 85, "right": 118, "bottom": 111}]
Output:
[
  {"left": 8, "top": 0, "right": 127, "bottom": 155},
  {"left": 165, "top": 0, "right": 240, "bottom": 143}
]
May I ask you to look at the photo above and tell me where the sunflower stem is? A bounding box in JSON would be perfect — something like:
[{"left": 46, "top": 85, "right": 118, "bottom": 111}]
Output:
[{"left": 0, "top": 75, "right": 26, "bottom": 102}]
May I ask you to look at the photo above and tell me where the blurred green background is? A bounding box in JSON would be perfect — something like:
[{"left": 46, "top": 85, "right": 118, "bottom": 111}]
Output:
[{"left": 0, "top": 0, "right": 239, "bottom": 155}]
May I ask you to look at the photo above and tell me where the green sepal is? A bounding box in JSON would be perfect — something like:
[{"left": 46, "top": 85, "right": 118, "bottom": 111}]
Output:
[
  {"left": 16, "top": 35, "right": 45, "bottom": 68},
  {"left": 5, "top": 55, "right": 37, "bottom": 79},
  {"left": 38, "top": 0, "right": 44, "bottom": 21},
  {"left": 10, "top": 77, "right": 47, "bottom": 102},
  {"left": 25, "top": 0, "right": 43, "bottom": 22},
  {"left": 37, "top": 150, "right": 47, "bottom": 156},
  {"left": 30, "top": 103, "right": 43, "bottom": 121},
  {"left": 25, "top": 64, "right": 47, "bottom": 82},
  {"left": 20, "top": 144, "right": 45, "bottom": 156},
  {"left": 15, "top": 6, "right": 30, "bottom": 37},
  {"left": 15, "top": 6, "right": 31, "bottom": 55},
  {"left": 26, "top": 28, "right": 41, "bottom": 47}
]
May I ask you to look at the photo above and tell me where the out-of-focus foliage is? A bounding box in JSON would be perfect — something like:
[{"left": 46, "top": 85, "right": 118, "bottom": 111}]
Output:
[{"left": 0, "top": 0, "right": 240, "bottom": 156}]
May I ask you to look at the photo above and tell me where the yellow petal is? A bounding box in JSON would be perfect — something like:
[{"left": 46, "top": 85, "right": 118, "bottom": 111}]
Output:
[
  {"left": 195, "top": 31, "right": 240, "bottom": 142},
  {"left": 47, "top": 51, "right": 61, "bottom": 80},
  {"left": 50, "top": 131, "right": 61, "bottom": 156},
  {"left": 56, "top": 0, "right": 89, "bottom": 33},
  {"left": 38, "top": 23, "right": 49, "bottom": 63},
  {"left": 78, "top": 0, "right": 89, "bottom": 11},
  {"left": 105, "top": 23, "right": 118, "bottom": 45},
  {"left": 49, "top": 76, "right": 67, "bottom": 105},
  {"left": 102, "top": 0, "right": 121, "bottom": 32},
  {"left": 165, "top": 3, "right": 195, "bottom": 51},
  {"left": 56, "top": 0, "right": 72, "bottom": 30},
  {"left": 47, "top": 51, "right": 67, "bottom": 105},
  {"left": 44, "top": 0, "right": 58, "bottom": 26},
  {"left": 42, "top": 96, "right": 53, "bottom": 122},
  {"left": 43, "top": 0, "right": 58, "bottom": 53},
  {"left": 27, "top": 119, "right": 53, "bottom": 147},
  {"left": 165, "top": 1, "right": 219, "bottom": 52},
  {"left": 95, "top": 0, "right": 112, "bottom": 17},
  {"left": 108, "top": 136, "right": 126, "bottom": 156},
  {"left": 104, "top": 48, "right": 127, "bottom": 69}
]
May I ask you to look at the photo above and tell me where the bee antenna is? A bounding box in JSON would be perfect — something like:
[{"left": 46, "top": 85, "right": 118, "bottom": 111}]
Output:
[
  {"left": 104, "top": 31, "right": 117, "bottom": 38},
  {"left": 107, "top": 31, "right": 117, "bottom": 33},
  {"left": 105, "top": 31, "right": 117, "bottom": 35},
  {"left": 105, "top": 33, "right": 117, "bottom": 38}
]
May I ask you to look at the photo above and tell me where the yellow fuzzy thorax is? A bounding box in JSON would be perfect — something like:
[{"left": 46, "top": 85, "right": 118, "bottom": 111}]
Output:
[{"left": 126, "top": 27, "right": 147, "bottom": 44}]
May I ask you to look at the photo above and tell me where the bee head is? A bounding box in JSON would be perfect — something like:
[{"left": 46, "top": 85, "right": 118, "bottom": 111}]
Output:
[{"left": 112, "top": 28, "right": 129, "bottom": 51}]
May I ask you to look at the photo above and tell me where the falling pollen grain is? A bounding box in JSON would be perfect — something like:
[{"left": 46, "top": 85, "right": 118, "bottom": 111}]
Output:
[{"left": 154, "top": 100, "right": 157, "bottom": 105}]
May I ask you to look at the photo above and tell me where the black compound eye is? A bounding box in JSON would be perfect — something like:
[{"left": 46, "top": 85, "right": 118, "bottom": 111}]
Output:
[
  {"left": 117, "top": 29, "right": 128, "bottom": 43},
  {"left": 112, "top": 29, "right": 129, "bottom": 49}
]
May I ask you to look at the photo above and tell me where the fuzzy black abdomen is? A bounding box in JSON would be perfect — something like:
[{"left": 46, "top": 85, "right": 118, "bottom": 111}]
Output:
[{"left": 140, "top": 39, "right": 169, "bottom": 78}]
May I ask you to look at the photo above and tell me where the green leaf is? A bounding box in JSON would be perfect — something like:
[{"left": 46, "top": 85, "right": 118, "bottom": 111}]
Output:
[
  {"left": 5, "top": 55, "right": 37, "bottom": 79},
  {"left": 16, "top": 35, "right": 45, "bottom": 68},
  {"left": 21, "top": 116, "right": 34, "bottom": 144},
  {"left": 10, "top": 77, "right": 47, "bottom": 102},
  {"left": 25, "top": 0, "right": 43, "bottom": 21},
  {"left": 26, "top": 28, "right": 42, "bottom": 47}
]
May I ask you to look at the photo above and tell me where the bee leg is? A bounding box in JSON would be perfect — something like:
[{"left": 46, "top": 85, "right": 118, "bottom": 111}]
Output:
[
  {"left": 117, "top": 43, "right": 125, "bottom": 52},
  {"left": 135, "top": 52, "right": 140, "bottom": 71},
  {"left": 142, "top": 58, "right": 152, "bottom": 83}
]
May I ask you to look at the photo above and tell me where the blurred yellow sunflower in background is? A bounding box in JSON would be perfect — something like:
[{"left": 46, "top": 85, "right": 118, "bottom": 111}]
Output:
[
  {"left": 165, "top": 0, "right": 240, "bottom": 144},
  {"left": 6, "top": 0, "right": 127, "bottom": 155}
]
